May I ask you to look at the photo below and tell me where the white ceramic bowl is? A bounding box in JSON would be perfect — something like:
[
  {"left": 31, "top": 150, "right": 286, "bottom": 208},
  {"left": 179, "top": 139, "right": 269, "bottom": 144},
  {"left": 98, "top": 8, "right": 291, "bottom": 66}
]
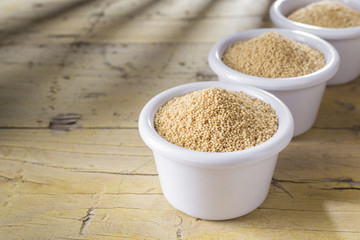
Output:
[
  {"left": 270, "top": 0, "right": 360, "bottom": 85},
  {"left": 208, "top": 28, "right": 339, "bottom": 136},
  {"left": 139, "top": 81, "right": 294, "bottom": 220}
]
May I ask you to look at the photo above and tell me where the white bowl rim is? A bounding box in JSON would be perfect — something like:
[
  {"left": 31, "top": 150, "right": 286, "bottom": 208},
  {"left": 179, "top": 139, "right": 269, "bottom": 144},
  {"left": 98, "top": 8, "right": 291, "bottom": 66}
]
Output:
[
  {"left": 138, "top": 81, "right": 294, "bottom": 169},
  {"left": 208, "top": 28, "right": 340, "bottom": 91},
  {"left": 270, "top": 0, "right": 360, "bottom": 40}
]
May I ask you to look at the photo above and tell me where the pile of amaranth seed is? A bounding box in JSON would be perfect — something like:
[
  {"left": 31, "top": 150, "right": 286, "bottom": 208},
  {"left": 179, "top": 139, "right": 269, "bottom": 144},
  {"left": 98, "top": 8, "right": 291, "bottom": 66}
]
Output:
[
  {"left": 154, "top": 87, "right": 278, "bottom": 152},
  {"left": 288, "top": 1, "right": 360, "bottom": 28},
  {"left": 222, "top": 32, "right": 325, "bottom": 78}
]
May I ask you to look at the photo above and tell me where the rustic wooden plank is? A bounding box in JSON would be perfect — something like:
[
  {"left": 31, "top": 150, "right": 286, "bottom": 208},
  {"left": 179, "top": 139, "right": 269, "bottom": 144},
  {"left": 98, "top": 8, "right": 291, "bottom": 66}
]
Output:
[
  {"left": 0, "top": 0, "right": 359, "bottom": 239},
  {"left": 0, "top": 41, "right": 213, "bottom": 128},
  {"left": 0, "top": 155, "right": 359, "bottom": 239},
  {"left": 1, "top": 193, "right": 359, "bottom": 240},
  {"left": 0, "top": 0, "right": 356, "bottom": 129},
  {"left": 317, "top": 77, "right": 360, "bottom": 129},
  {"left": 0, "top": 129, "right": 358, "bottom": 182},
  {"left": 0, "top": 41, "right": 358, "bottom": 128},
  {"left": 0, "top": 0, "right": 97, "bottom": 45},
  {"left": 85, "top": 0, "right": 272, "bottom": 43},
  {"left": 0, "top": 168, "right": 359, "bottom": 238},
  {"left": 0, "top": 0, "right": 273, "bottom": 44},
  {"left": 0, "top": 128, "right": 359, "bottom": 176}
]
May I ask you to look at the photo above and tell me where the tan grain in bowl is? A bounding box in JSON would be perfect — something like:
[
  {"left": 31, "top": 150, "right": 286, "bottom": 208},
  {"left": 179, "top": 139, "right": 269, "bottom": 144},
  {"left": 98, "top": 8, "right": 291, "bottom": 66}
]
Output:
[
  {"left": 287, "top": 1, "right": 360, "bottom": 28},
  {"left": 221, "top": 32, "right": 325, "bottom": 78},
  {"left": 154, "top": 87, "right": 278, "bottom": 152}
]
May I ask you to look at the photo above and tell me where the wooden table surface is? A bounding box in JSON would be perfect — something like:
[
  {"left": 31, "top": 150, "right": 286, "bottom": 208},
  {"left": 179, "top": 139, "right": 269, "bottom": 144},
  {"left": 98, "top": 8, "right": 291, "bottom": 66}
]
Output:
[{"left": 0, "top": 0, "right": 359, "bottom": 239}]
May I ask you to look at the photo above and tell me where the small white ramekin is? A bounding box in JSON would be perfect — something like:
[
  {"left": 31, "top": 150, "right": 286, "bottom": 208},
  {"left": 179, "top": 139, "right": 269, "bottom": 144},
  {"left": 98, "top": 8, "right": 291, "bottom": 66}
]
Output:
[
  {"left": 270, "top": 0, "right": 360, "bottom": 85},
  {"left": 208, "top": 28, "right": 339, "bottom": 136},
  {"left": 139, "top": 81, "right": 294, "bottom": 220}
]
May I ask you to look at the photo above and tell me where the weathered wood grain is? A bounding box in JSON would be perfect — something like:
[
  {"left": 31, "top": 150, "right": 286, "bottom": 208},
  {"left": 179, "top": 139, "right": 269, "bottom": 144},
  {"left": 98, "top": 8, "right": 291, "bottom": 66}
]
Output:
[
  {"left": 0, "top": 128, "right": 359, "bottom": 239},
  {"left": 0, "top": 41, "right": 359, "bottom": 128},
  {"left": 0, "top": 0, "right": 359, "bottom": 239}
]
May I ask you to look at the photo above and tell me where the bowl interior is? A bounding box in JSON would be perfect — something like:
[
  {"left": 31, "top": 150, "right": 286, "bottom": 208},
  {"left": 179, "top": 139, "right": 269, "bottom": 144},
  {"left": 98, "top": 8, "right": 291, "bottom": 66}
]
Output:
[{"left": 217, "top": 29, "right": 334, "bottom": 65}]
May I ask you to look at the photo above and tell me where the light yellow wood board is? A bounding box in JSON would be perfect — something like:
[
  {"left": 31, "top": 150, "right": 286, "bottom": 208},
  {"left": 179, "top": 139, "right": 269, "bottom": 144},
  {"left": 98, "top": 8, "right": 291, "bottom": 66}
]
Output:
[
  {"left": 0, "top": 0, "right": 359, "bottom": 239},
  {"left": 0, "top": 128, "right": 359, "bottom": 239}
]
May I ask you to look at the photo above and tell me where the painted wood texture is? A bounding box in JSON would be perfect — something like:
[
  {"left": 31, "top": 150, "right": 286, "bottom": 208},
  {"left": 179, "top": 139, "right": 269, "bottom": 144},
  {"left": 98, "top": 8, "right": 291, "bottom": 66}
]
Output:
[{"left": 0, "top": 0, "right": 359, "bottom": 239}]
